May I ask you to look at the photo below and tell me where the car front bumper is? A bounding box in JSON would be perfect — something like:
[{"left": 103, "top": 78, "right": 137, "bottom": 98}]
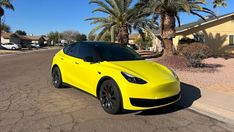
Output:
[
  {"left": 120, "top": 80, "right": 181, "bottom": 110},
  {"left": 130, "top": 93, "right": 181, "bottom": 107}
]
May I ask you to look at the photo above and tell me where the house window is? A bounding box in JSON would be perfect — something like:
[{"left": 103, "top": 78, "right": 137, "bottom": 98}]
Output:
[{"left": 229, "top": 35, "right": 234, "bottom": 46}]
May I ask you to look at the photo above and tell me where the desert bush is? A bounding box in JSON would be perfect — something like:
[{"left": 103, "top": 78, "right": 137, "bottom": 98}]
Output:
[
  {"left": 156, "top": 55, "right": 190, "bottom": 70},
  {"left": 177, "top": 43, "right": 212, "bottom": 67}
]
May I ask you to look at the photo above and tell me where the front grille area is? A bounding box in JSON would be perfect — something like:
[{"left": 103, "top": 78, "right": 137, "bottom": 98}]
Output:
[{"left": 130, "top": 93, "right": 181, "bottom": 107}]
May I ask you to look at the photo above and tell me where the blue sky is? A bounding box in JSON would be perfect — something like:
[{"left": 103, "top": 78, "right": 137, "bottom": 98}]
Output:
[{"left": 3, "top": 0, "right": 234, "bottom": 36}]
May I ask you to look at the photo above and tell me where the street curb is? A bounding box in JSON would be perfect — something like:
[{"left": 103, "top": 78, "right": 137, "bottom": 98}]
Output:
[
  {"left": 185, "top": 101, "right": 234, "bottom": 125},
  {"left": 0, "top": 47, "right": 62, "bottom": 57}
]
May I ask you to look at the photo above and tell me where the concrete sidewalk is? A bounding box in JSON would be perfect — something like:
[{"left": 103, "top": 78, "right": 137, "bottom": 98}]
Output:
[{"left": 177, "top": 84, "right": 234, "bottom": 125}]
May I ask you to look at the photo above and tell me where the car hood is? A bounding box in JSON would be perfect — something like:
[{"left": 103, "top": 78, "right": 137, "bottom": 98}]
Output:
[{"left": 102, "top": 60, "right": 176, "bottom": 83}]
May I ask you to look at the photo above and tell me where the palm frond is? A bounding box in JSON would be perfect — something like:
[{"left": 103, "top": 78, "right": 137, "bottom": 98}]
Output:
[
  {"left": 0, "top": 0, "right": 14, "bottom": 10},
  {"left": 89, "top": 0, "right": 117, "bottom": 17}
]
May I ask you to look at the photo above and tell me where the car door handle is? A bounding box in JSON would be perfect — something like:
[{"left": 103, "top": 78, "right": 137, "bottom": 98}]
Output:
[
  {"left": 60, "top": 58, "right": 64, "bottom": 60},
  {"left": 75, "top": 62, "right": 79, "bottom": 65}
]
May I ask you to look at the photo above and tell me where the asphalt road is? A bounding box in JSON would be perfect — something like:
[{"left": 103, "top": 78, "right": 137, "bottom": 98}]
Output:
[{"left": 0, "top": 49, "right": 233, "bottom": 132}]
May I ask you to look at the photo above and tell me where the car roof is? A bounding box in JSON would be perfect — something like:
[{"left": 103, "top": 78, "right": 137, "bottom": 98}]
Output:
[{"left": 74, "top": 41, "right": 123, "bottom": 47}]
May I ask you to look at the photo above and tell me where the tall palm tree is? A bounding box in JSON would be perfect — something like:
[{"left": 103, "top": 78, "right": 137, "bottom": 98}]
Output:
[
  {"left": 213, "top": 0, "right": 227, "bottom": 15},
  {"left": 1, "top": 23, "right": 11, "bottom": 32},
  {"left": 86, "top": 0, "right": 153, "bottom": 44},
  {"left": 136, "top": 0, "right": 215, "bottom": 56},
  {"left": 0, "top": 0, "right": 14, "bottom": 44},
  {"left": 213, "top": 0, "right": 227, "bottom": 8}
]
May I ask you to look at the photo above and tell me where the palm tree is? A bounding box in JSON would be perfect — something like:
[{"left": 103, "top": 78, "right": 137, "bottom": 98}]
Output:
[
  {"left": 213, "top": 0, "right": 227, "bottom": 15},
  {"left": 0, "top": 0, "right": 14, "bottom": 44},
  {"left": 1, "top": 23, "right": 10, "bottom": 32},
  {"left": 136, "top": 0, "right": 216, "bottom": 56},
  {"left": 86, "top": 0, "right": 153, "bottom": 44},
  {"left": 213, "top": 0, "right": 227, "bottom": 8}
]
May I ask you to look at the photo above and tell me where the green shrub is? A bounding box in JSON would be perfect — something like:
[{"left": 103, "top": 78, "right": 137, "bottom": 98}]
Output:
[{"left": 177, "top": 43, "right": 212, "bottom": 67}]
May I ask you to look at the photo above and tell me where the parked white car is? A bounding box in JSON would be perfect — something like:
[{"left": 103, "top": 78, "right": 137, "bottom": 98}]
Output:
[
  {"left": 55, "top": 43, "right": 64, "bottom": 46},
  {"left": 1, "top": 43, "right": 22, "bottom": 50},
  {"left": 30, "top": 43, "right": 40, "bottom": 48}
]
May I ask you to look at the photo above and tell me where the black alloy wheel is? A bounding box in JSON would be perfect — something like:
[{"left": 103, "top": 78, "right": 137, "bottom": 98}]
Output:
[
  {"left": 52, "top": 67, "right": 63, "bottom": 88},
  {"left": 99, "top": 79, "right": 123, "bottom": 114}
]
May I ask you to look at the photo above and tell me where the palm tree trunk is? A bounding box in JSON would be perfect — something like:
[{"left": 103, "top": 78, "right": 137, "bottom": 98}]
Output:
[
  {"left": 0, "top": 7, "right": 3, "bottom": 45},
  {"left": 117, "top": 24, "right": 129, "bottom": 45},
  {"left": 111, "top": 26, "right": 115, "bottom": 42},
  {"left": 161, "top": 12, "right": 176, "bottom": 56},
  {"left": 162, "top": 38, "right": 173, "bottom": 56}
]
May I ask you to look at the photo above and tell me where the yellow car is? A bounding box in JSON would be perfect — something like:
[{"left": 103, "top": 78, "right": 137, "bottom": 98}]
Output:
[{"left": 51, "top": 42, "right": 181, "bottom": 114}]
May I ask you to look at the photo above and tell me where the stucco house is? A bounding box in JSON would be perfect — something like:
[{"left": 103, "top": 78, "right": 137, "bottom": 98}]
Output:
[
  {"left": 138, "top": 12, "right": 234, "bottom": 54},
  {"left": 1, "top": 32, "right": 22, "bottom": 44},
  {"left": 171, "top": 12, "right": 234, "bottom": 54},
  {"left": 129, "top": 34, "right": 141, "bottom": 44},
  {"left": 1, "top": 32, "right": 50, "bottom": 47}
]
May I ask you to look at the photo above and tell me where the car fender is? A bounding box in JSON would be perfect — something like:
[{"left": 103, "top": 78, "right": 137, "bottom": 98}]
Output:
[{"left": 96, "top": 65, "right": 130, "bottom": 108}]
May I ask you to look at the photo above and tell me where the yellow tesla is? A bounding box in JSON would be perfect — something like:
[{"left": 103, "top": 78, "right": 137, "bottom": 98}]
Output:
[{"left": 51, "top": 42, "right": 181, "bottom": 114}]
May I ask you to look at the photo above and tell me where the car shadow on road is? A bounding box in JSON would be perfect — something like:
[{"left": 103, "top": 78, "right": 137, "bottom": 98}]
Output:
[{"left": 135, "top": 82, "right": 201, "bottom": 115}]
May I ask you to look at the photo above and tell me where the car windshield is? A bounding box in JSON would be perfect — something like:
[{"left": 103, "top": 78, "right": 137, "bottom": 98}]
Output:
[{"left": 95, "top": 43, "right": 143, "bottom": 61}]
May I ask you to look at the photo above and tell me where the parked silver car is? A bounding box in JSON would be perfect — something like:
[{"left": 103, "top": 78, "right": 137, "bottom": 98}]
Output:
[
  {"left": 1, "top": 43, "right": 22, "bottom": 50},
  {"left": 30, "top": 43, "right": 40, "bottom": 48}
]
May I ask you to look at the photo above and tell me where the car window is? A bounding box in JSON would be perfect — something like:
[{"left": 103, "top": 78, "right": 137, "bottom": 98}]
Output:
[
  {"left": 63, "top": 44, "right": 79, "bottom": 57},
  {"left": 63, "top": 45, "right": 71, "bottom": 55},
  {"left": 77, "top": 43, "right": 99, "bottom": 60},
  {"left": 96, "top": 44, "right": 143, "bottom": 61}
]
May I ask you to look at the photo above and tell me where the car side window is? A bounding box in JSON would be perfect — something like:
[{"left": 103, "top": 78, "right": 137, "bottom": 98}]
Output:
[
  {"left": 76, "top": 44, "right": 99, "bottom": 60},
  {"left": 63, "top": 44, "right": 79, "bottom": 57},
  {"left": 63, "top": 45, "right": 72, "bottom": 55}
]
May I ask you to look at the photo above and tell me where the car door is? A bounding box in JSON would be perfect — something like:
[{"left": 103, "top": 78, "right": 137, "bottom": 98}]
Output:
[
  {"left": 61, "top": 44, "right": 83, "bottom": 87},
  {"left": 74, "top": 43, "right": 101, "bottom": 95},
  {"left": 5, "top": 43, "right": 10, "bottom": 49}
]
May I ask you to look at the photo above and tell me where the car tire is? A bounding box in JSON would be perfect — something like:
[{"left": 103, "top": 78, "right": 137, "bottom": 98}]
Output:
[
  {"left": 99, "top": 79, "right": 123, "bottom": 114},
  {"left": 52, "top": 67, "right": 63, "bottom": 88},
  {"left": 12, "top": 47, "right": 16, "bottom": 50}
]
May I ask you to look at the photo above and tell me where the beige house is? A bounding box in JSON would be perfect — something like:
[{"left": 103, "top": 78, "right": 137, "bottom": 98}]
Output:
[
  {"left": 129, "top": 34, "right": 141, "bottom": 44},
  {"left": 1, "top": 32, "right": 50, "bottom": 47},
  {"left": 172, "top": 12, "right": 234, "bottom": 54},
  {"left": 128, "top": 13, "right": 234, "bottom": 54},
  {"left": 1, "top": 32, "right": 21, "bottom": 44}
]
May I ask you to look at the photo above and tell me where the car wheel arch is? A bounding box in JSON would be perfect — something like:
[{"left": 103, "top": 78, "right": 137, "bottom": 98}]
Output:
[
  {"left": 96, "top": 76, "right": 116, "bottom": 99},
  {"left": 51, "top": 64, "right": 59, "bottom": 74}
]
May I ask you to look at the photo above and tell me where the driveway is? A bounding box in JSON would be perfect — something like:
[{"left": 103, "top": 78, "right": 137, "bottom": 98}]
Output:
[{"left": 0, "top": 49, "right": 233, "bottom": 132}]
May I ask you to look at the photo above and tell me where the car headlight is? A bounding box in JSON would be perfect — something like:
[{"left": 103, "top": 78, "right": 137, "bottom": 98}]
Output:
[{"left": 121, "top": 72, "right": 147, "bottom": 84}]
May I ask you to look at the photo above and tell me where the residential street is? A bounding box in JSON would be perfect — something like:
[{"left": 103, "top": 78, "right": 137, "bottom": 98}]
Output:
[{"left": 0, "top": 49, "right": 233, "bottom": 132}]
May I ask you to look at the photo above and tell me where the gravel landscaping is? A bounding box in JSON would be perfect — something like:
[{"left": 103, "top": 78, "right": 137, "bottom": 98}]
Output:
[{"left": 153, "top": 57, "right": 234, "bottom": 94}]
